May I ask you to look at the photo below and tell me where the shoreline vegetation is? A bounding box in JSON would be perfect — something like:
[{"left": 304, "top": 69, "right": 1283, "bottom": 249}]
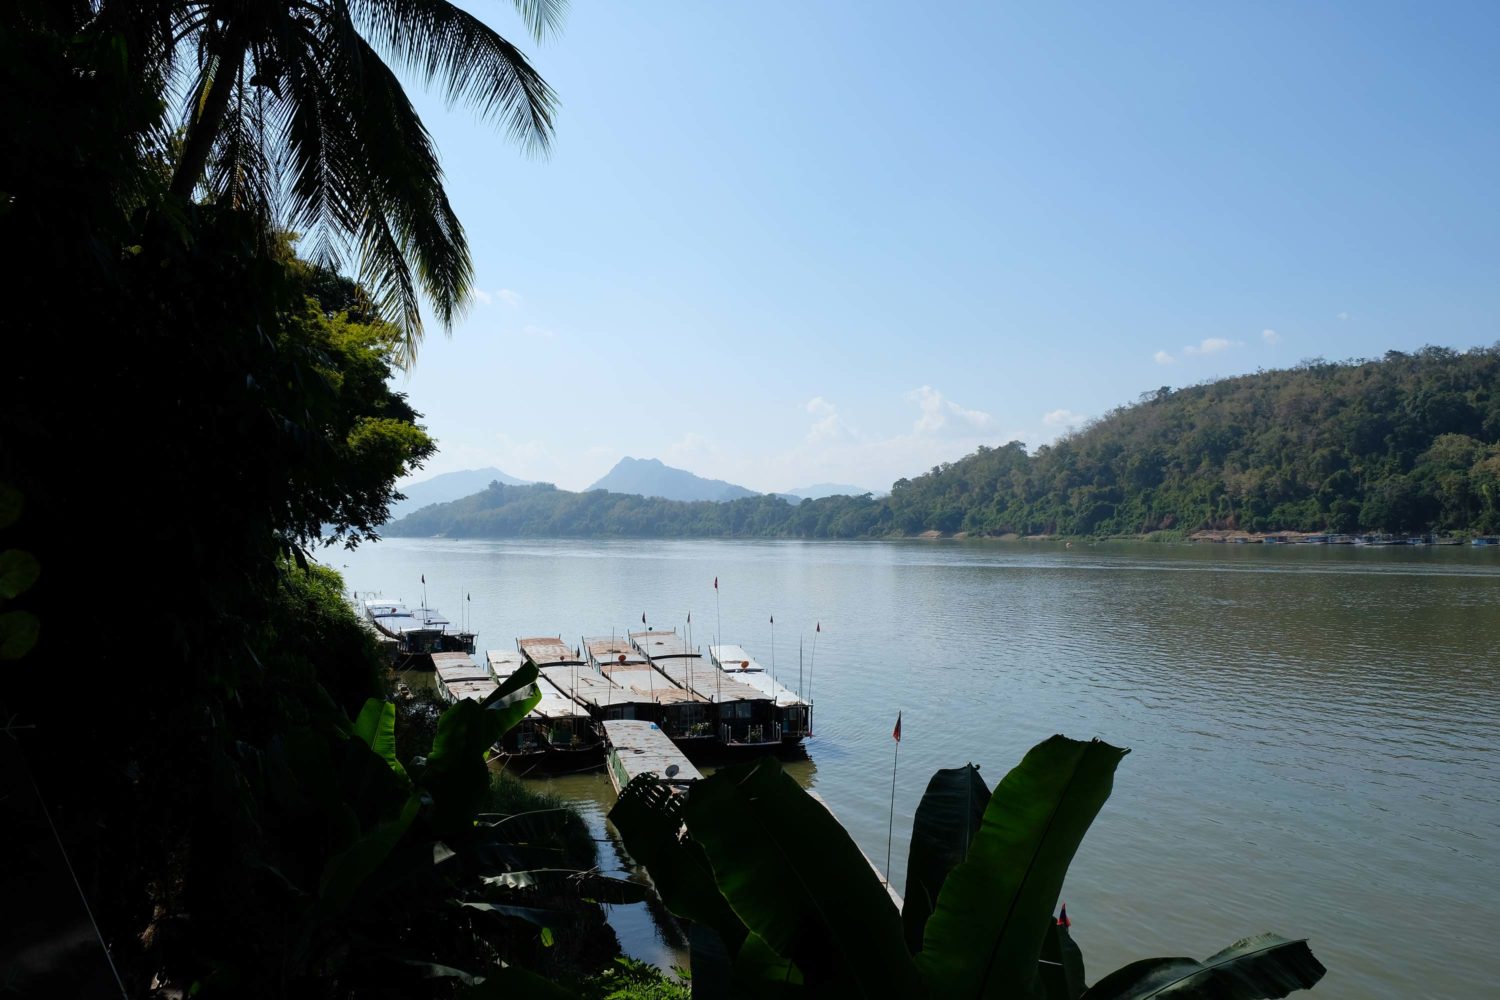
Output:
[{"left": 388, "top": 345, "right": 1500, "bottom": 545}]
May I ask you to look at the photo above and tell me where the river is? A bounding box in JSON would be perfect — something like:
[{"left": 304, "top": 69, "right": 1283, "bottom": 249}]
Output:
[{"left": 333, "top": 536, "right": 1500, "bottom": 999}]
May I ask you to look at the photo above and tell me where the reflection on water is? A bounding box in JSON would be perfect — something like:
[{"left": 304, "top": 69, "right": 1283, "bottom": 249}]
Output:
[
  {"left": 528, "top": 756, "right": 819, "bottom": 971},
  {"left": 339, "top": 537, "right": 1500, "bottom": 1000}
]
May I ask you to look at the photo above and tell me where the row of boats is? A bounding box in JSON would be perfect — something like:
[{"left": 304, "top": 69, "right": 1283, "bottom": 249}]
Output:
[
  {"left": 409, "top": 616, "right": 812, "bottom": 769},
  {"left": 363, "top": 599, "right": 477, "bottom": 654}
]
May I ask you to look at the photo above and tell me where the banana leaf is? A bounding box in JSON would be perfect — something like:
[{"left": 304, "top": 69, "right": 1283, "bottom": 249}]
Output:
[
  {"left": 423, "top": 664, "right": 541, "bottom": 840},
  {"left": 683, "top": 757, "right": 920, "bottom": 996},
  {"left": 1080, "top": 934, "right": 1325, "bottom": 1000},
  {"left": 313, "top": 792, "right": 421, "bottom": 918},
  {"left": 903, "top": 763, "right": 990, "bottom": 953},
  {"left": 607, "top": 774, "right": 748, "bottom": 950},
  {"left": 353, "top": 698, "right": 407, "bottom": 779},
  {"left": 1039, "top": 916, "right": 1087, "bottom": 1000},
  {"left": 917, "top": 736, "right": 1129, "bottom": 999},
  {"left": 731, "top": 931, "right": 805, "bottom": 998}
]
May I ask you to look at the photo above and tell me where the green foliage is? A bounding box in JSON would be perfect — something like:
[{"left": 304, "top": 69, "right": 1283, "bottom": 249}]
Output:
[
  {"left": 610, "top": 739, "right": 1326, "bottom": 999},
  {"left": 902, "top": 764, "right": 990, "bottom": 954},
  {"left": 582, "top": 957, "right": 693, "bottom": 1000},
  {"left": 393, "top": 348, "right": 1500, "bottom": 539}
]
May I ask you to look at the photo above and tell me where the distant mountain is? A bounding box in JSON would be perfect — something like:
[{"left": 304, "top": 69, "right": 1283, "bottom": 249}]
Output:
[
  {"left": 586, "top": 457, "right": 761, "bottom": 502},
  {"left": 781, "top": 482, "right": 877, "bottom": 500},
  {"left": 388, "top": 467, "right": 531, "bottom": 521}
]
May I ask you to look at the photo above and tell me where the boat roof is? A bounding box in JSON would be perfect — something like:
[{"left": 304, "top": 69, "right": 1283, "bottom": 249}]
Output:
[
  {"left": 364, "top": 599, "right": 407, "bottom": 615},
  {"left": 707, "top": 645, "right": 807, "bottom": 706},
  {"left": 518, "top": 636, "right": 584, "bottom": 666},
  {"left": 708, "top": 644, "right": 764, "bottom": 672},
  {"left": 443, "top": 677, "right": 499, "bottom": 703},
  {"left": 432, "top": 652, "right": 491, "bottom": 684},
  {"left": 485, "top": 649, "right": 527, "bottom": 679},
  {"left": 412, "top": 607, "right": 452, "bottom": 626},
  {"left": 654, "top": 660, "right": 767, "bottom": 704},
  {"left": 605, "top": 666, "right": 705, "bottom": 705},
  {"left": 538, "top": 665, "right": 630, "bottom": 710},
  {"left": 531, "top": 675, "right": 586, "bottom": 719},
  {"left": 629, "top": 629, "right": 698, "bottom": 660},
  {"left": 604, "top": 720, "right": 703, "bottom": 784},
  {"left": 585, "top": 637, "right": 648, "bottom": 666}
]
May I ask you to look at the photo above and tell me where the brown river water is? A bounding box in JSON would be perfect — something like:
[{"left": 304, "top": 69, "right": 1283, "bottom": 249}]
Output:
[{"left": 336, "top": 537, "right": 1500, "bottom": 998}]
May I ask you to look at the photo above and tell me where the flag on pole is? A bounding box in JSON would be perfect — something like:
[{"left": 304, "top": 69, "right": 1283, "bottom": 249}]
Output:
[
  {"left": 892, "top": 712, "right": 902, "bottom": 742},
  {"left": 1057, "top": 903, "right": 1071, "bottom": 928},
  {"left": 687, "top": 611, "right": 691, "bottom": 623},
  {"left": 466, "top": 593, "right": 471, "bottom": 602},
  {"left": 713, "top": 576, "right": 718, "bottom": 590},
  {"left": 421, "top": 574, "right": 425, "bottom": 584},
  {"left": 816, "top": 622, "right": 821, "bottom": 632},
  {"left": 770, "top": 614, "right": 774, "bottom": 624},
  {"left": 641, "top": 612, "right": 646, "bottom": 625}
]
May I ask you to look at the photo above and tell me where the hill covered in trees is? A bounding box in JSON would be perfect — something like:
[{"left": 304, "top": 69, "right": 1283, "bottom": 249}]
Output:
[{"left": 389, "top": 345, "right": 1500, "bottom": 540}]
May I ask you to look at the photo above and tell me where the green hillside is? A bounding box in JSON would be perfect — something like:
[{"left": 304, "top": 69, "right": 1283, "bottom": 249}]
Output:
[{"left": 389, "top": 345, "right": 1500, "bottom": 540}]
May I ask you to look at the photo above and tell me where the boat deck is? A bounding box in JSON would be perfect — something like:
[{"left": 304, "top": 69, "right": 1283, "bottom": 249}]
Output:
[
  {"left": 432, "top": 651, "right": 491, "bottom": 686},
  {"left": 709, "top": 644, "right": 809, "bottom": 707},
  {"left": 440, "top": 676, "right": 500, "bottom": 703},
  {"left": 485, "top": 649, "right": 527, "bottom": 681},
  {"left": 518, "top": 636, "right": 584, "bottom": 666},
  {"left": 629, "top": 628, "right": 696, "bottom": 660},
  {"left": 655, "top": 659, "right": 768, "bottom": 706},
  {"left": 603, "top": 719, "right": 703, "bottom": 795},
  {"left": 537, "top": 665, "right": 627, "bottom": 715}
]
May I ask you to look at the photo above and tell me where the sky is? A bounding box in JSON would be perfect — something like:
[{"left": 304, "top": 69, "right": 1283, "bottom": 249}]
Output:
[{"left": 381, "top": 1, "right": 1500, "bottom": 494}]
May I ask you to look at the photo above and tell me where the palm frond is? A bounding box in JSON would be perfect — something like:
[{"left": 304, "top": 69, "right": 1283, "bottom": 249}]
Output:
[{"left": 351, "top": 0, "right": 557, "bottom": 154}]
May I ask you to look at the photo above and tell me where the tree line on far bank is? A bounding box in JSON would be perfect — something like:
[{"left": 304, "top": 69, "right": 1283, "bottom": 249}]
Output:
[{"left": 391, "top": 345, "right": 1500, "bottom": 540}]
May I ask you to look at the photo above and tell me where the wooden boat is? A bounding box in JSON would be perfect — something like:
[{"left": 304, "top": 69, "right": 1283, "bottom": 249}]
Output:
[
  {"left": 432, "top": 651, "right": 495, "bottom": 704},
  {"left": 362, "top": 598, "right": 475, "bottom": 654},
  {"left": 594, "top": 634, "right": 715, "bottom": 751},
  {"left": 603, "top": 719, "right": 702, "bottom": 798},
  {"left": 708, "top": 643, "right": 812, "bottom": 746},
  {"left": 517, "top": 636, "right": 604, "bottom": 766},
  {"left": 631, "top": 628, "right": 783, "bottom": 755},
  {"left": 485, "top": 648, "right": 547, "bottom": 763}
]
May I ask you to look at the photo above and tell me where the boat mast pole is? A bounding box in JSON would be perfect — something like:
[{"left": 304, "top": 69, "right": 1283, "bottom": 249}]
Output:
[
  {"left": 714, "top": 577, "right": 722, "bottom": 704},
  {"left": 886, "top": 711, "right": 901, "bottom": 887}
]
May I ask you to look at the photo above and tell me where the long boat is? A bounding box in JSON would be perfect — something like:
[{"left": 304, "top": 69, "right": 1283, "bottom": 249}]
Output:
[
  {"left": 708, "top": 644, "right": 812, "bottom": 746},
  {"left": 362, "top": 598, "right": 475, "bottom": 655},
  {"left": 630, "top": 628, "right": 783, "bottom": 754},
  {"left": 485, "top": 649, "right": 547, "bottom": 762},
  {"left": 432, "top": 651, "right": 498, "bottom": 704},
  {"left": 590, "top": 635, "right": 715, "bottom": 751},
  {"left": 603, "top": 719, "right": 702, "bottom": 798},
  {"left": 517, "top": 636, "right": 605, "bottom": 765}
]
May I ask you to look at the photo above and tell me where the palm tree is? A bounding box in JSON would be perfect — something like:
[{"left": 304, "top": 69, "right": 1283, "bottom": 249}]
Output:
[{"left": 110, "top": 0, "right": 562, "bottom": 362}]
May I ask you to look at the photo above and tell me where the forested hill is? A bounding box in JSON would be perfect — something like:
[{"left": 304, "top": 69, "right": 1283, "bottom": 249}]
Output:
[{"left": 388, "top": 346, "right": 1500, "bottom": 540}]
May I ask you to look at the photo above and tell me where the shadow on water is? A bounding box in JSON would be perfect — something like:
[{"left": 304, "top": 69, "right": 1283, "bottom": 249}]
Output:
[{"left": 521, "top": 752, "right": 820, "bottom": 971}]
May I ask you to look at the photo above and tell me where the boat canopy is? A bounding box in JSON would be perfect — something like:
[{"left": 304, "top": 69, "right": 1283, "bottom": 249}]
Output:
[
  {"left": 518, "top": 636, "right": 584, "bottom": 666},
  {"left": 629, "top": 629, "right": 697, "bottom": 660}
]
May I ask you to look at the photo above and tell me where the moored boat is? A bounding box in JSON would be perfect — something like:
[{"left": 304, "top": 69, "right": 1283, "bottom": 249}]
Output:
[
  {"left": 517, "top": 636, "right": 604, "bottom": 765},
  {"left": 708, "top": 643, "right": 812, "bottom": 746},
  {"left": 362, "top": 598, "right": 475, "bottom": 654},
  {"left": 631, "top": 628, "right": 783, "bottom": 755},
  {"left": 603, "top": 719, "right": 702, "bottom": 798}
]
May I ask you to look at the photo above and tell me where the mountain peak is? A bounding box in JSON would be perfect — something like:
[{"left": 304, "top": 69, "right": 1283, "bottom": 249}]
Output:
[{"left": 587, "top": 457, "right": 761, "bottom": 502}]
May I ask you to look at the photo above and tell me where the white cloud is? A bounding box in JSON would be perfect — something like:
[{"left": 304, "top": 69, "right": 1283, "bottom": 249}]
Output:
[
  {"left": 470, "top": 289, "right": 493, "bottom": 306},
  {"left": 1154, "top": 350, "right": 1176, "bottom": 365},
  {"left": 905, "top": 385, "right": 997, "bottom": 435},
  {"left": 1262, "top": 328, "right": 1281, "bottom": 345},
  {"left": 499, "top": 289, "right": 522, "bottom": 307},
  {"left": 1043, "top": 408, "right": 1085, "bottom": 428},
  {"left": 1182, "top": 337, "right": 1240, "bottom": 357},
  {"left": 804, "top": 397, "right": 856, "bottom": 445},
  {"left": 665, "top": 432, "right": 723, "bottom": 470}
]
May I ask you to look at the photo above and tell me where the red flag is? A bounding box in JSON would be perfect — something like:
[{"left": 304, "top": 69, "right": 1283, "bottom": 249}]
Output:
[
  {"left": 892, "top": 712, "right": 902, "bottom": 742},
  {"left": 1058, "top": 903, "right": 1071, "bottom": 928}
]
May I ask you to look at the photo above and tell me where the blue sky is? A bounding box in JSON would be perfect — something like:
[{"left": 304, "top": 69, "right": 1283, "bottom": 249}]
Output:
[{"left": 386, "top": 1, "right": 1500, "bottom": 493}]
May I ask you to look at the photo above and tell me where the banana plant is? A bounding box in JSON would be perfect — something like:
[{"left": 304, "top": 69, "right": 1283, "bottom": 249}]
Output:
[{"left": 608, "top": 736, "right": 1326, "bottom": 999}]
